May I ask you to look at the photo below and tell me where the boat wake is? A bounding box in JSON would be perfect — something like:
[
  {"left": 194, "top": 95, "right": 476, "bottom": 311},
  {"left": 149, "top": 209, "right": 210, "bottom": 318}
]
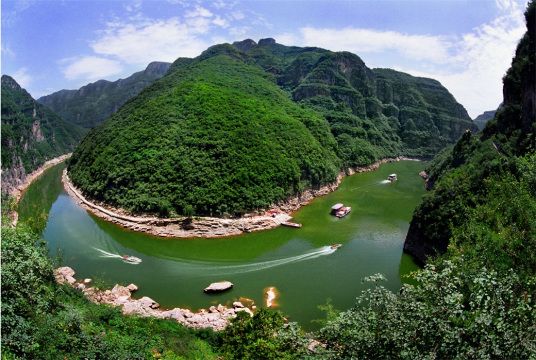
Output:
[
  {"left": 94, "top": 248, "right": 124, "bottom": 259},
  {"left": 380, "top": 179, "right": 391, "bottom": 184},
  {"left": 189, "top": 245, "right": 338, "bottom": 276}
]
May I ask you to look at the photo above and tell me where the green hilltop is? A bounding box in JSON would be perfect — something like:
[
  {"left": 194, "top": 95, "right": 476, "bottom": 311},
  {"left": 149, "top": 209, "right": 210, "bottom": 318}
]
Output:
[
  {"left": 68, "top": 53, "right": 340, "bottom": 217},
  {"left": 1, "top": 75, "right": 86, "bottom": 194},
  {"left": 68, "top": 40, "right": 477, "bottom": 217}
]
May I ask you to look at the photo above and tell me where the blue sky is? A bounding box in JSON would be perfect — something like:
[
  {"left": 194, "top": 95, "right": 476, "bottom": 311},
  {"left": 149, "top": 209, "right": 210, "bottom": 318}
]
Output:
[{"left": 1, "top": 0, "right": 529, "bottom": 118}]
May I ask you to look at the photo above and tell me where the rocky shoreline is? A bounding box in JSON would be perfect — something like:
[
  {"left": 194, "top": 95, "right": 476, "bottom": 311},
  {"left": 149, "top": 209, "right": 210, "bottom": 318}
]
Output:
[
  {"left": 62, "top": 156, "right": 416, "bottom": 238},
  {"left": 55, "top": 266, "right": 255, "bottom": 331}
]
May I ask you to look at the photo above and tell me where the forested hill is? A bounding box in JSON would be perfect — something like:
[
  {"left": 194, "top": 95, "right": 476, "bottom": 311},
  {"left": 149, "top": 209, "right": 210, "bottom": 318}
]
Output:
[
  {"left": 68, "top": 53, "right": 341, "bottom": 217},
  {"left": 68, "top": 40, "right": 476, "bottom": 218},
  {"left": 404, "top": 0, "right": 536, "bottom": 267},
  {"left": 1, "top": 75, "right": 86, "bottom": 195},
  {"left": 38, "top": 61, "right": 171, "bottom": 129},
  {"left": 234, "top": 39, "right": 477, "bottom": 158}
]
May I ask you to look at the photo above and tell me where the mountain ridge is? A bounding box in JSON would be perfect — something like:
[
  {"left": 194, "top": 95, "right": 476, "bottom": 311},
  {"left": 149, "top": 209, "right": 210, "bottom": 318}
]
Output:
[
  {"left": 67, "top": 40, "right": 476, "bottom": 218},
  {"left": 1, "top": 75, "right": 86, "bottom": 195},
  {"left": 38, "top": 61, "right": 171, "bottom": 129}
]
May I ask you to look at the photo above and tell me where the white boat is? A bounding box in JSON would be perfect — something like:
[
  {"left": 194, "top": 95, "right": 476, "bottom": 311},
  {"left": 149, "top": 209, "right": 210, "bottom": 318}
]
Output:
[
  {"left": 282, "top": 221, "right": 302, "bottom": 228},
  {"left": 122, "top": 255, "right": 142, "bottom": 264},
  {"left": 387, "top": 173, "right": 397, "bottom": 181}
]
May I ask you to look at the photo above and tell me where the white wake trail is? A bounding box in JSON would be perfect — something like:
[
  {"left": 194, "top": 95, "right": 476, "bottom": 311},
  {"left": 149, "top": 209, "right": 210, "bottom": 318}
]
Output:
[
  {"left": 194, "top": 246, "right": 338, "bottom": 275},
  {"left": 94, "top": 247, "right": 123, "bottom": 259}
]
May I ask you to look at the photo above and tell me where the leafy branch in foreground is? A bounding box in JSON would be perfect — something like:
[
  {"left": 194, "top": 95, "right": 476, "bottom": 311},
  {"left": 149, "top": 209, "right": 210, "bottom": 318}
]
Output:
[{"left": 314, "top": 261, "right": 536, "bottom": 359}]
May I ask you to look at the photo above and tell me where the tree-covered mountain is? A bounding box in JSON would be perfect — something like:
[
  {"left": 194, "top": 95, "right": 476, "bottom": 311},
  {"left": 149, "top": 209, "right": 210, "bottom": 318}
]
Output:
[
  {"left": 473, "top": 109, "right": 497, "bottom": 130},
  {"left": 237, "top": 39, "right": 477, "bottom": 159},
  {"left": 38, "top": 62, "right": 171, "bottom": 129},
  {"left": 68, "top": 40, "right": 476, "bottom": 217},
  {"left": 1, "top": 75, "right": 86, "bottom": 194},
  {"left": 403, "top": 0, "right": 535, "bottom": 267},
  {"left": 68, "top": 52, "right": 340, "bottom": 217}
]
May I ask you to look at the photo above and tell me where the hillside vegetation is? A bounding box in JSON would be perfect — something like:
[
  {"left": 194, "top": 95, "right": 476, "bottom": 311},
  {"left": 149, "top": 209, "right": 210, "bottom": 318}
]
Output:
[
  {"left": 68, "top": 41, "right": 475, "bottom": 217},
  {"left": 2, "top": 2, "right": 535, "bottom": 358},
  {"left": 38, "top": 62, "right": 171, "bottom": 129},
  {"left": 68, "top": 53, "right": 340, "bottom": 217},
  {"left": 1, "top": 75, "right": 86, "bottom": 194}
]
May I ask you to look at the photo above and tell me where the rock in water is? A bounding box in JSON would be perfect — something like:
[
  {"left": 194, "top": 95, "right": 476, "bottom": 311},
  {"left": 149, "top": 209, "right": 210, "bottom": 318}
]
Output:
[{"left": 204, "top": 281, "right": 233, "bottom": 293}]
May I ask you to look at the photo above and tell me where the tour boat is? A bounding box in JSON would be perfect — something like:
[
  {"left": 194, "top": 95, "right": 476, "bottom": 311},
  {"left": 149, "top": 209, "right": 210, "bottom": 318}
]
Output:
[
  {"left": 282, "top": 222, "right": 302, "bottom": 228},
  {"left": 387, "top": 173, "right": 397, "bottom": 181},
  {"left": 122, "top": 255, "right": 142, "bottom": 264},
  {"left": 331, "top": 203, "right": 344, "bottom": 215},
  {"left": 336, "top": 206, "right": 351, "bottom": 218}
]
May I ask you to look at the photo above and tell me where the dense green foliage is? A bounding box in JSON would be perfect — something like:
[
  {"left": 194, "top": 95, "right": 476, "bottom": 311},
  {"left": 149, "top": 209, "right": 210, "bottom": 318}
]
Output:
[
  {"left": 315, "top": 263, "right": 536, "bottom": 359},
  {"left": 220, "top": 308, "right": 309, "bottom": 359},
  {"left": 311, "top": 3, "right": 536, "bottom": 358},
  {"left": 38, "top": 62, "right": 171, "bottom": 129},
  {"left": 1, "top": 75, "right": 86, "bottom": 191},
  {"left": 68, "top": 40, "right": 474, "bottom": 217},
  {"left": 69, "top": 54, "right": 340, "bottom": 217},
  {"left": 405, "top": 0, "right": 536, "bottom": 266},
  {"left": 1, "top": 223, "right": 220, "bottom": 359}
]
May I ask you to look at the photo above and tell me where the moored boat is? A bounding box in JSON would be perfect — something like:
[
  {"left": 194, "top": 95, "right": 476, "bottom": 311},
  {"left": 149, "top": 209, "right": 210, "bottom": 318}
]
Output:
[
  {"left": 123, "top": 255, "right": 142, "bottom": 264},
  {"left": 282, "top": 222, "right": 302, "bottom": 228}
]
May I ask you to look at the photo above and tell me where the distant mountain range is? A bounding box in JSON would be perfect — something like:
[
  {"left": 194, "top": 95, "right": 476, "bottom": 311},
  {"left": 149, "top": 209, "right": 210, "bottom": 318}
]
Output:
[
  {"left": 38, "top": 62, "right": 171, "bottom": 129},
  {"left": 473, "top": 109, "right": 498, "bottom": 130},
  {"left": 1, "top": 75, "right": 86, "bottom": 194},
  {"left": 67, "top": 38, "right": 478, "bottom": 217}
]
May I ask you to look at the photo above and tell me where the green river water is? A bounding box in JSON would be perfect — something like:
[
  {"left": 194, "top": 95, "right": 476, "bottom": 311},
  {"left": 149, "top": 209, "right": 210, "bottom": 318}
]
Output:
[{"left": 18, "top": 160, "right": 425, "bottom": 331}]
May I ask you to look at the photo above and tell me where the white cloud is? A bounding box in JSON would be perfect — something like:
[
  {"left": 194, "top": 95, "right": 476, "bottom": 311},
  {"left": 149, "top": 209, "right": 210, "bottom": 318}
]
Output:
[
  {"left": 298, "top": 27, "right": 453, "bottom": 65},
  {"left": 409, "top": 2, "right": 525, "bottom": 117},
  {"left": 91, "top": 18, "right": 211, "bottom": 65},
  {"left": 213, "top": 15, "right": 230, "bottom": 28},
  {"left": 62, "top": 56, "right": 123, "bottom": 81},
  {"left": 185, "top": 5, "right": 213, "bottom": 18},
  {"left": 12, "top": 68, "right": 33, "bottom": 89},
  {"left": 232, "top": 10, "right": 245, "bottom": 20},
  {"left": 276, "top": 2, "right": 526, "bottom": 118}
]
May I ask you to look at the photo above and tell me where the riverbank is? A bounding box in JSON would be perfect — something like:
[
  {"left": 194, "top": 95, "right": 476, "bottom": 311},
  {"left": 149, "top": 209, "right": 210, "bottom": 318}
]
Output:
[
  {"left": 62, "top": 156, "right": 420, "bottom": 238},
  {"left": 55, "top": 266, "right": 254, "bottom": 331},
  {"left": 8, "top": 153, "right": 72, "bottom": 226}
]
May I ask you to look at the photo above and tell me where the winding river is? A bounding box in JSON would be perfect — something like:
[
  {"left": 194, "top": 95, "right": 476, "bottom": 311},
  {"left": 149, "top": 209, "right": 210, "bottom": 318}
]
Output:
[{"left": 18, "top": 160, "right": 425, "bottom": 331}]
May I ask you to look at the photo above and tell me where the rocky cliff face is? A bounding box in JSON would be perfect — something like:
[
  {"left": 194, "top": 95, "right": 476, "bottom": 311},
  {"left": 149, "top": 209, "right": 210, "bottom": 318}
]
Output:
[
  {"left": 38, "top": 61, "right": 171, "bottom": 129},
  {"left": 1, "top": 75, "right": 86, "bottom": 195}
]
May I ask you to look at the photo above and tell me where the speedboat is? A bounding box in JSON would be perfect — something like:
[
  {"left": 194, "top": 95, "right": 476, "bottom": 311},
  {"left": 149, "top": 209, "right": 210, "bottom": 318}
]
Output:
[
  {"left": 331, "top": 244, "right": 341, "bottom": 249},
  {"left": 387, "top": 173, "right": 397, "bottom": 181},
  {"left": 122, "top": 255, "right": 142, "bottom": 264},
  {"left": 282, "top": 221, "right": 302, "bottom": 228}
]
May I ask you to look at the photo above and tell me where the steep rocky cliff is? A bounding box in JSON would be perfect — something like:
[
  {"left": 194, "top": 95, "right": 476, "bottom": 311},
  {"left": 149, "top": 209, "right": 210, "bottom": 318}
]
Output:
[
  {"left": 38, "top": 62, "right": 171, "bottom": 129},
  {"left": 1, "top": 76, "right": 86, "bottom": 195}
]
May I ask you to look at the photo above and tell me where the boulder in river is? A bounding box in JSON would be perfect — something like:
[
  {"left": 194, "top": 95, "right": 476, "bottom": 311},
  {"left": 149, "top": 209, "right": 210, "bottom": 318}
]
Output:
[{"left": 204, "top": 281, "right": 233, "bottom": 293}]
